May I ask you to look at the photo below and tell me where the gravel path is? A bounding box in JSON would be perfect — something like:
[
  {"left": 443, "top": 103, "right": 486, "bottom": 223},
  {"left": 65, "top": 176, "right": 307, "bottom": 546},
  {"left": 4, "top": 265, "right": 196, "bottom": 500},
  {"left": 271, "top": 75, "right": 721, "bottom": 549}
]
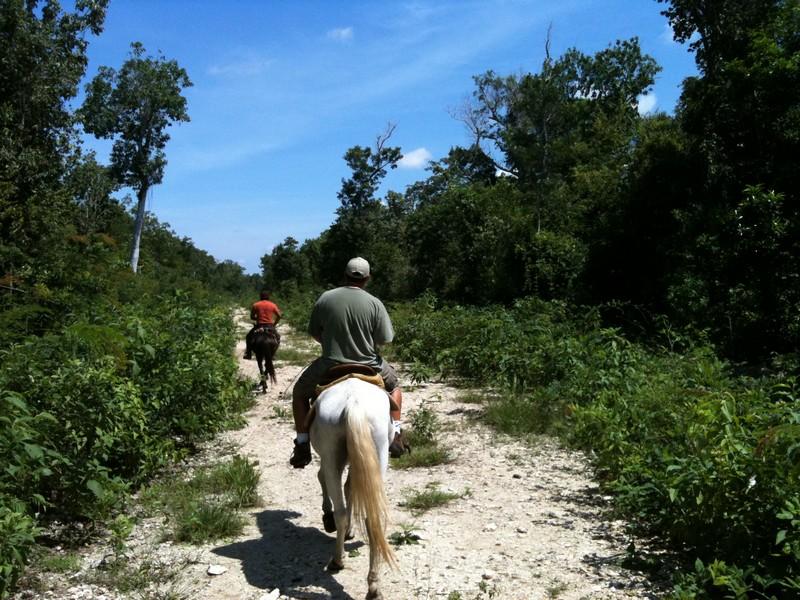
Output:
[{"left": 189, "top": 320, "right": 660, "bottom": 600}]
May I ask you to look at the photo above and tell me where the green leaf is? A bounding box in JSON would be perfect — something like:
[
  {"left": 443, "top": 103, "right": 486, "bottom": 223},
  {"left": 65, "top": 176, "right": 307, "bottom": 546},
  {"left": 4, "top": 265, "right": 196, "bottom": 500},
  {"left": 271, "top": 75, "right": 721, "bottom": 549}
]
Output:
[
  {"left": 86, "top": 479, "right": 104, "bottom": 498},
  {"left": 5, "top": 394, "right": 28, "bottom": 411},
  {"left": 24, "top": 443, "right": 45, "bottom": 459},
  {"left": 776, "top": 530, "right": 787, "bottom": 545}
]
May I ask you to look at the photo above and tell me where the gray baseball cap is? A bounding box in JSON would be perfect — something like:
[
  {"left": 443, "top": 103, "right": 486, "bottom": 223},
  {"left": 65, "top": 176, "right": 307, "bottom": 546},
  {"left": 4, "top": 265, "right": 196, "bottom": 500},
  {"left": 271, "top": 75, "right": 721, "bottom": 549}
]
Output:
[{"left": 345, "top": 257, "right": 370, "bottom": 279}]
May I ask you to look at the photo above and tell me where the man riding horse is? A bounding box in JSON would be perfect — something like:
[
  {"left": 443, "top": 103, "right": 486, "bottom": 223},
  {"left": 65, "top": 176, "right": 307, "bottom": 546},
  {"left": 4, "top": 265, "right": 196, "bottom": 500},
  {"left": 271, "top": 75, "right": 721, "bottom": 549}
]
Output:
[
  {"left": 290, "top": 257, "right": 408, "bottom": 468},
  {"left": 244, "top": 289, "right": 281, "bottom": 360}
]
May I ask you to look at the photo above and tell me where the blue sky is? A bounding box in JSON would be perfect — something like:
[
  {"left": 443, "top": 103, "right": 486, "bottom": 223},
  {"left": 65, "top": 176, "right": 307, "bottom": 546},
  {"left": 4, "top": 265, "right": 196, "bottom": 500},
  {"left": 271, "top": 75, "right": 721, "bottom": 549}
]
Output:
[{"left": 79, "top": 0, "right": 697, "bottom": 274}]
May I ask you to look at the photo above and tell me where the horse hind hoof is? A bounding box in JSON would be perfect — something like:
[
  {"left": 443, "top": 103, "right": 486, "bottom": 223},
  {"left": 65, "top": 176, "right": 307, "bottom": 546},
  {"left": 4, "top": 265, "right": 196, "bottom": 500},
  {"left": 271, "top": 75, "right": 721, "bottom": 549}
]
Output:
[
  {"left": 326, "top": 558, "right": 344, "bottom": 572},
  {"left": 322, "top": 512, "right": 336, "bottom": 533}
]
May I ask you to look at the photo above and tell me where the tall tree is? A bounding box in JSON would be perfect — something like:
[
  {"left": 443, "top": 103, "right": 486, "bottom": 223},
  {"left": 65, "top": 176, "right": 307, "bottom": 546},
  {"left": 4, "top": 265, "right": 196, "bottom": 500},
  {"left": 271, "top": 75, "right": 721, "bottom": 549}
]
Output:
[
  {"left": 318, "top": 125, "right": 404, "bottom": 293},
  {"left": 80, "top": 42, "right": 192, "bottom": 273}
]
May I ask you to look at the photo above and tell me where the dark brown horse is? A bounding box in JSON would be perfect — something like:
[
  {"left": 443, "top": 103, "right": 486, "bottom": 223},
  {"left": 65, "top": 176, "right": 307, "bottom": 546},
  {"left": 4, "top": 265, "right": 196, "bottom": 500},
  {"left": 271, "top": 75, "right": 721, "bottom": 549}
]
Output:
[{"left": 251, "top": 326, "right": 279, "bottom": 392}]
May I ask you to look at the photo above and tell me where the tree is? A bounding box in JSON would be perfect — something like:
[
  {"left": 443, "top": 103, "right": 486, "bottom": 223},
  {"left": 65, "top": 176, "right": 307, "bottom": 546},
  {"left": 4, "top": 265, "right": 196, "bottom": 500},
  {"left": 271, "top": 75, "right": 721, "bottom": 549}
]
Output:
[
  {"left": 657, "top": 0, "right": 800, "bottom": 358},
  {"left": 318, "top": 126, "right": 405, "bottom": 293},
  {"left": 0, "top": 0, "right": 107, "bottom": 273},
  {"left": 260, "top": 236, "right": 311, "bottom": 291},
  {"left": 80, "top": 42, "right": 192, "bottom": 273},
  {"left": 337, "top": 123, "right": 402, "bottom": 213}
]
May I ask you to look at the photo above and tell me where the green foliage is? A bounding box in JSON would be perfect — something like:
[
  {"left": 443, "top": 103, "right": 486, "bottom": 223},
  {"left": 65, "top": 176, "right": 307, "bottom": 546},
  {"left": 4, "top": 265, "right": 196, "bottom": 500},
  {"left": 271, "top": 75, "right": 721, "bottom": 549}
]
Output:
[
  {"left": 203, "top": 455, "right": 261, "bottom": 509},
  {"left": 392, "top": 297, "right": 800, "bottom": 597},
  {"left": 0, "top": 498, "right": 37, "bottom": 600},
  {"left": 0, "top": 0, "right": 108, "bottom": 273},
  {"left": 140, "top": 455, "right": 259, "bottom": 544}
]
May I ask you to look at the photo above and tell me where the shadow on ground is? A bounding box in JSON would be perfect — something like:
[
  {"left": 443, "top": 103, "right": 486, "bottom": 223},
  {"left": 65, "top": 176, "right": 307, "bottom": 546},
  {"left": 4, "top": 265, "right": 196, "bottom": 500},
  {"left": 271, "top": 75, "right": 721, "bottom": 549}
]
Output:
[{"left": 212, "top": 509, "right": 365, "bottom": 600}]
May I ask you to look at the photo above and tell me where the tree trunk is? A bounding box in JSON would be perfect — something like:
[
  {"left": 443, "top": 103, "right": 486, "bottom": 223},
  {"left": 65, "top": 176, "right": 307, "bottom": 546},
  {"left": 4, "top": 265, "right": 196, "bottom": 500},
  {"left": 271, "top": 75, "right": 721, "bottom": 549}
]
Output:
[{"left": 130, "top": 184, "right": 149, "bottom": 273}]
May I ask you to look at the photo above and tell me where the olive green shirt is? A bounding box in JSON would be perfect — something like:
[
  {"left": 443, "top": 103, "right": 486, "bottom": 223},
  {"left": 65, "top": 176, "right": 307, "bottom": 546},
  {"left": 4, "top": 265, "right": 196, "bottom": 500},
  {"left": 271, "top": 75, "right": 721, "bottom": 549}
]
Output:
[{"left": 307, "top": 286, "right": 394, "bottom": 368}]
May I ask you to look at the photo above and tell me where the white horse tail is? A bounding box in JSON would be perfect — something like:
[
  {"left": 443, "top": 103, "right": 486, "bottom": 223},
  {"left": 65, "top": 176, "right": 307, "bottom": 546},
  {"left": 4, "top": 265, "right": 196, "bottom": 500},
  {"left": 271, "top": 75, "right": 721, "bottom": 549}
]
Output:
[{"left": 345, "top": 399, "right": 397, "bottom": 569}]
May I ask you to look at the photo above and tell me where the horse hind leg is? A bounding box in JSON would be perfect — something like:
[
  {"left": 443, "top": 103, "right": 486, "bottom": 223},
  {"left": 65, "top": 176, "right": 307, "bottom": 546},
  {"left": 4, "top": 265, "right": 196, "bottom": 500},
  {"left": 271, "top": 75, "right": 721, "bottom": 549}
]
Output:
[
  {"left": 322, "top": 462, "right": 348, "bottom": 571},
  {"left": 343, "top": 474, "right": 355, "bottom": 540},
  {"left": 318, "top": 468, "right": 336, "bottom": 533},
  {"left": 256, "top": 355, "right": 267, "bottom": 393},
  {"left": 366, "top": 527, "right": 383, "bottom": 599}
]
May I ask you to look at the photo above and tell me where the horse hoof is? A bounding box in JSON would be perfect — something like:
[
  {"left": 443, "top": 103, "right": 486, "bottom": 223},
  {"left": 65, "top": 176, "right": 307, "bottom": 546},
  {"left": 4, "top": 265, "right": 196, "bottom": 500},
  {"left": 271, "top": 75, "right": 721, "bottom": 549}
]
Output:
[
  {"left": 366, "top": 588, "right": 382, "bottom": 600},
  {"left": 322, "top": 512, "right": 336, "bottom": 533},
  {"left": 326, "top": 558, "right": 344, "bottom": 572}
]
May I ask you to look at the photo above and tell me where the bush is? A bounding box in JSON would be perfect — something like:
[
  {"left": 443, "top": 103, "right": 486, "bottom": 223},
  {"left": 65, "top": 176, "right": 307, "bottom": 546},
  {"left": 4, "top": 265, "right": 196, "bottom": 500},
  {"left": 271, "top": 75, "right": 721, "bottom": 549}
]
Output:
[
  {"left": 0, "top": 499, "right": 37, "bottom": 600},
  {"left": 391, "top": 296, "right": 800, "bottom": 597}
]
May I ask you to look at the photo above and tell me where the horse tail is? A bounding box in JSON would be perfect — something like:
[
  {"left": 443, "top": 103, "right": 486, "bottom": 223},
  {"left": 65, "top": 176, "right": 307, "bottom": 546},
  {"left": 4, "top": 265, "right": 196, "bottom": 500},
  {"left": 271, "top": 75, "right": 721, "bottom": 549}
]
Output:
[{"left": 345, "top": 400, "right": 397, "bottom": 569}]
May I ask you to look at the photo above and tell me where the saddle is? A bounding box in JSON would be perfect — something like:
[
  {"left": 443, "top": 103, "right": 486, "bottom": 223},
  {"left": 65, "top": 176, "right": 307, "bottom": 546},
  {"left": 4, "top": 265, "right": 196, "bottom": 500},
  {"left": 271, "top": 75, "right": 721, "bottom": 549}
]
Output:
[
  {"left": 314, "top": 363, "right": 384, "bottom": 396},
  {"left": 252, "top": 324, "right": 280, "bottom": 342},
  {"left": 305, "top": 364, "right": 396, "bottom": 430}
]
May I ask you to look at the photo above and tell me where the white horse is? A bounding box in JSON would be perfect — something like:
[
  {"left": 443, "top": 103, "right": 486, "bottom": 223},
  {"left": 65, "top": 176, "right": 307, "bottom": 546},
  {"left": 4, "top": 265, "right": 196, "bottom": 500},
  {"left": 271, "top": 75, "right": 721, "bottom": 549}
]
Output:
[{"left": 310, "top": 377, "right": 397, "bottom": 599}]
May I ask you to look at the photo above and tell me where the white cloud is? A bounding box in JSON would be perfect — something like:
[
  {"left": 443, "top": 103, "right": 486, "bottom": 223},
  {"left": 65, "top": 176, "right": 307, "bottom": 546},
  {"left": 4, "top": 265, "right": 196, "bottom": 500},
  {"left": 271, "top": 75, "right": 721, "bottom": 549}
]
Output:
[
  {"left": 660, "top": 23, "right": 677, "bottom": 45},
  {"left": 208, "top": 57, "right": 274, "bottom": 77},
  {"left": 398, "top": 147, "right": 433, "bottom": 169},
  {"left": 175, "top": 141, "right": 278, "bottom": 172},
  {"left": 327, "top": 27, "right": 354, "bottom": 42},
  {"left": 637, "top": 93, "right": 658, "bottom": 116}
]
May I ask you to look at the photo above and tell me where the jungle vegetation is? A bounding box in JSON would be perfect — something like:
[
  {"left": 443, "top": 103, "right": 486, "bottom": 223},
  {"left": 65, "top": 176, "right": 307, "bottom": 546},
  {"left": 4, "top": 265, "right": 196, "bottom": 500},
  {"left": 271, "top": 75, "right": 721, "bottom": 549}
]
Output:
[{"left": 2, "top": 0, "right": 800, "bottom": 597}]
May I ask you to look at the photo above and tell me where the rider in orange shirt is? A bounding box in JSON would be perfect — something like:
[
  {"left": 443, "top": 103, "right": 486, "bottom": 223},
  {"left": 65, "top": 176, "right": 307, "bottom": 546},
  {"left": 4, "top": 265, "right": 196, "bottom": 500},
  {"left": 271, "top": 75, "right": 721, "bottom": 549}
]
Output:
[{"left": 244, "top": 290, "right": 282, "bottom": 360}]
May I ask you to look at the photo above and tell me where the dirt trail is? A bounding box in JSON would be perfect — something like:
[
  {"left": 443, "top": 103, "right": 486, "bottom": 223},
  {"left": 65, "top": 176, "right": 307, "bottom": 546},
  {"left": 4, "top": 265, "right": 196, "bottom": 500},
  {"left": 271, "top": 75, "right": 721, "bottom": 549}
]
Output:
[
  {"left": 183, "top": 318, "right": 659, "bottom": 600},
  {"left": 16, "top": 317, "right": 660, "bottom": 600}
]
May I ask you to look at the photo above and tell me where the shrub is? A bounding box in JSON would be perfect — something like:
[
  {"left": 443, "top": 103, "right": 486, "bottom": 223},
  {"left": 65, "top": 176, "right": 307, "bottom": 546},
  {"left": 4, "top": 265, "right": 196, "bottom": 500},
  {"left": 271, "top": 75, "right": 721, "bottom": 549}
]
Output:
[
  {"left": 391, "top": 296, "right": 800, "bottom": 597},
  {"left": 0, "top": 498, "right": 37, "bottom": 599}
]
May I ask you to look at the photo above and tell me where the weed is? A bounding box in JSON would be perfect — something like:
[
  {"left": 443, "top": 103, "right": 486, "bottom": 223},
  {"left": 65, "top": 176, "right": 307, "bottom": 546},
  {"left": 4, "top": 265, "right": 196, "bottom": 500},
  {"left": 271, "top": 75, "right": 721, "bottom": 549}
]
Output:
[
  {"left": 89, "top": 552, "right": 191, "bottom": 598},
  {"left": 270, "top": 404, "right": 291, "bottom": 420},
  {"left": 392, "top": 404, "right": 451, "bottom": 468},
  {"left": 35, "top": 549, "right": 82, "bottom": 573},
  {"left": 388, "top": 522, "right": 422, "bottom": 546},
  {"left": 139, "top": 454, "right": 258, "bottom": 542},
  {"left": 109, "top": 514, "right": 134, "bottom": 556},
  {"left": 392, "top": 443, "right": 451, "bottom": 469},
  {"left": 401, "top": 483, "right": 464, "bottom": 515},
  {"left": 408, "top": 404, "right": 440, "bottom": 444},
  {"left": 546, "top": 581, "right": 568, "bottom": 598},
  {"left": 274, "top": 345, "right": 318, "bottom": 365},
  {"left": 173, "top": 500, "right": 245, "bottom": 544},
  {"left": 478, "top": 580, "right": 499, "bottom": 598},
  {"left": 204, "top": 455, "right": 261, "bottom": 508},
  {"left": 457, "top": 390, "right": 486, "bottom": 404}
]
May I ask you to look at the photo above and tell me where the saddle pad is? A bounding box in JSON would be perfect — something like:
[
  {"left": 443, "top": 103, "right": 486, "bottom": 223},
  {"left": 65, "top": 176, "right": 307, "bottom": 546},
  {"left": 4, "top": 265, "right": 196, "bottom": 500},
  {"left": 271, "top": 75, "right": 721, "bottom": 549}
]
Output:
[{"left": 315, "top": 372, "right": 384, "bottom": 396}]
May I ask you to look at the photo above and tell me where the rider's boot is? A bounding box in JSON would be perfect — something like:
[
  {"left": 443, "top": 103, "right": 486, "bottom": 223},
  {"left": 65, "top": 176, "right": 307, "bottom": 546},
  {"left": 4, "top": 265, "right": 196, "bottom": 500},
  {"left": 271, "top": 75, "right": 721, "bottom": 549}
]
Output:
[
  {"left": 389, "top": 430, "right": 410, "bottom": 458},
  {"left": 290, "top": 439, "right": 312, "bottom": 468}
]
